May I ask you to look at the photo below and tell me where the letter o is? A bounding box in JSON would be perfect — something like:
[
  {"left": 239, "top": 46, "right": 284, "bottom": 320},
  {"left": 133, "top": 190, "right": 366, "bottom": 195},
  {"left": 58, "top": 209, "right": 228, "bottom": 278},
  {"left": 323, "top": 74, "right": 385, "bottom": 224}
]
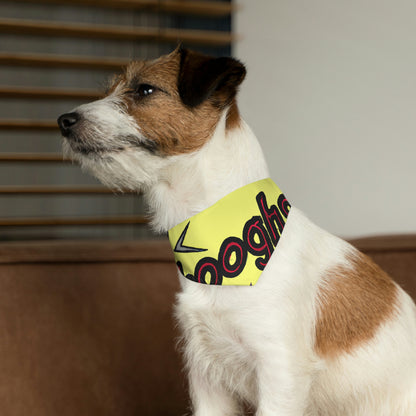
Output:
[
  {"left": 218, "top": 237, "right": 247, "bottom": 278},
  {"left": 195, "top": 257, "right": 223, "bottom": 285}
]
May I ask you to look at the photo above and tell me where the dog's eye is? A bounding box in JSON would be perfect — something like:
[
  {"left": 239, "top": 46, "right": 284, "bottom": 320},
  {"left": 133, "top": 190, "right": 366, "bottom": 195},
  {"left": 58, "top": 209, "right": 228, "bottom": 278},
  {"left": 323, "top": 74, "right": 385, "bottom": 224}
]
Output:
[{"left": 134, "top": 84, "right": 156, "bottom": 98}]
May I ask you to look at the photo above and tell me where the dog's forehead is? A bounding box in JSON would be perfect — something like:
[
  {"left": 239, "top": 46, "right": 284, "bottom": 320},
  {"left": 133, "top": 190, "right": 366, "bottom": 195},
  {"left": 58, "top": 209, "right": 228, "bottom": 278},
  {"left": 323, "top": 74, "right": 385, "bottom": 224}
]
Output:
[{"left": 124, "top": 51, "right": 180, "bottom": 90}]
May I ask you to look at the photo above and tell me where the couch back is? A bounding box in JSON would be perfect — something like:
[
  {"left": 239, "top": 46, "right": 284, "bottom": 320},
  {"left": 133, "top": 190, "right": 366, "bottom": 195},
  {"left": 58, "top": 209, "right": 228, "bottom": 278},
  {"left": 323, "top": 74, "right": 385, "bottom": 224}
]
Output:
[{"left": 0, "top": 236, "right": 414, "bottom": 415}]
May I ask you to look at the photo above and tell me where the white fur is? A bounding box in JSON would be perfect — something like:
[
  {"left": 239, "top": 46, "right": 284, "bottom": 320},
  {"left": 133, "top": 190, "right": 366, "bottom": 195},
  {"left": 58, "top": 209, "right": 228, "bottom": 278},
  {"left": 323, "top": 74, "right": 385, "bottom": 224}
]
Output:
[
  {"left": 64, "top": 98, "right": 416, "bottom": 415},
  {"left": 63, "top": 89, "right": 168, "bottom": 192}
]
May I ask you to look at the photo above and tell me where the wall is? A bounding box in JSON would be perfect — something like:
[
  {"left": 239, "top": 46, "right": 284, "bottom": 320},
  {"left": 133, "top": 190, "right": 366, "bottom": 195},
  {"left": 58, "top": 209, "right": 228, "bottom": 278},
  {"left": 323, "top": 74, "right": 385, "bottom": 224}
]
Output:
[{"left": 234, "top": 0, "right": 416, "bottom": 238}]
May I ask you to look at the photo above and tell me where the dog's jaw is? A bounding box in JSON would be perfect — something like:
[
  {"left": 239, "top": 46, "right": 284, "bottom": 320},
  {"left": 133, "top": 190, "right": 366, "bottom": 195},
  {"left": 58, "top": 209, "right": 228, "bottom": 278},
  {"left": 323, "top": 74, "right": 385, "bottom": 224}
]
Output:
[{"left": 144, "top": 113, "right": 270, "bottom": 233}]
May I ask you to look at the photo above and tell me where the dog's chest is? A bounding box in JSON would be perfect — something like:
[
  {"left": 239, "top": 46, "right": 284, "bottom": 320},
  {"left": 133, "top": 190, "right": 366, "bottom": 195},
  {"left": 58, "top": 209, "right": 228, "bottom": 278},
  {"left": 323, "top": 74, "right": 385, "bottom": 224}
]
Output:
[{"left": 176, "top": 290, "right": 257, "bottom": 394}]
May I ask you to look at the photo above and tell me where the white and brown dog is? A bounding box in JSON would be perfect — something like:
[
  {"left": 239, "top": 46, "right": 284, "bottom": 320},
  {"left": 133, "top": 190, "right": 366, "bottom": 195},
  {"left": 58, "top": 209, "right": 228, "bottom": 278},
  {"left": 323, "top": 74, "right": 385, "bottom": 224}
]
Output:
[{"left": 58, "top": 48, "right": 416, "bottom": 415}]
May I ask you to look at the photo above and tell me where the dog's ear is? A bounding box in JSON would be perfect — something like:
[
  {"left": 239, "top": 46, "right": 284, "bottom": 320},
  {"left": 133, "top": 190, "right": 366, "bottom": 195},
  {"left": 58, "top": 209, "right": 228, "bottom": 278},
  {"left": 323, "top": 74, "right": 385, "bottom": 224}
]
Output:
[{"left": 178, "top": 48, "right": 246, "bottom": 108}]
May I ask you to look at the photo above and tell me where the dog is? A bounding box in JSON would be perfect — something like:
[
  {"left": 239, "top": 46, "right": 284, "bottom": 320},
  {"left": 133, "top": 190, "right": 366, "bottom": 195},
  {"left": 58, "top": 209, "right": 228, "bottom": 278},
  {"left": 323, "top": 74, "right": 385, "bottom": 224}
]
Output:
[{"left": 58, "top": 47, "right": 416, "bottom": 415}]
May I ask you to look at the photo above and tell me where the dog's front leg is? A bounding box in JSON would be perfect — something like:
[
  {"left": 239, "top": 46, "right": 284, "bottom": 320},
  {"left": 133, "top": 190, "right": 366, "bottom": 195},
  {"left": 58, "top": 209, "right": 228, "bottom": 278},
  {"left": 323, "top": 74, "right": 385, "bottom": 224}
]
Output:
[
  {"left": 254, "top": 348, "right": 312, "bottom": 416},
  {"left": 188, "top": 368, "right": 241, "bottom": 416}
]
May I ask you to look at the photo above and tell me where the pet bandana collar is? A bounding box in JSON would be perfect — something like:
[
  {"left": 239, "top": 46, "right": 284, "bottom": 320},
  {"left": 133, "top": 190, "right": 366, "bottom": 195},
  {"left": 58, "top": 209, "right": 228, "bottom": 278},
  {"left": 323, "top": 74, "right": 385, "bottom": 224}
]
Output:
[{"left": 168, "top": 178, "right": 291, "bottom": 286}]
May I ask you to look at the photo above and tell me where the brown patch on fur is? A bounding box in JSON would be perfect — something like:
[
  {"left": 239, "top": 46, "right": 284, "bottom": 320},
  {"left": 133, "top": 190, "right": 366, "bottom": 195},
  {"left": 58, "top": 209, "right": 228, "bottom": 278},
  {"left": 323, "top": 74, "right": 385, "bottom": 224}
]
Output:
[
  {"left": 226, "top": 99, "right": 241, "bottom": 130},
  {"left": 315, "top": 251, "right": 398, "bottom": 358},
  {"left": 108, "top": 50, "right": 224, "bottom": 156},
  {"left": 105, "top": 73, "right": 125, "bottom": 96}
]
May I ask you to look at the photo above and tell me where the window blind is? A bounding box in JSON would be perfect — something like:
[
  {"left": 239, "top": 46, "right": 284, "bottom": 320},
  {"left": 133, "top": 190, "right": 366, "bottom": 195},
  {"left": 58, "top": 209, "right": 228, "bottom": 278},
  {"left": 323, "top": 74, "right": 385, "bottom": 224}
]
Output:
[{"left": 0, "top": 0, "right": 234, "bottom": 240}]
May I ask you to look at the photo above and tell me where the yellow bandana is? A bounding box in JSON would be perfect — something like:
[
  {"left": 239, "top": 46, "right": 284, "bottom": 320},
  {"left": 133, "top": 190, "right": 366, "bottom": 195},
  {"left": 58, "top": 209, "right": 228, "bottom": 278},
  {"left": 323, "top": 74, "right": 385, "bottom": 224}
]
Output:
[{"left": 168, "top": 178, "right": 291, "bottom": 286}]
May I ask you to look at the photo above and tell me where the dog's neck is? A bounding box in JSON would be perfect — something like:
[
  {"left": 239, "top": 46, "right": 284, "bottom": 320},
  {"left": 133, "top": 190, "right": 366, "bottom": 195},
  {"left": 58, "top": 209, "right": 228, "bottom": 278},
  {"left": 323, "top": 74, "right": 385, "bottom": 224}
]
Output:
[{"left": 145, "top": 112, "right": 270, "bottom": 233}]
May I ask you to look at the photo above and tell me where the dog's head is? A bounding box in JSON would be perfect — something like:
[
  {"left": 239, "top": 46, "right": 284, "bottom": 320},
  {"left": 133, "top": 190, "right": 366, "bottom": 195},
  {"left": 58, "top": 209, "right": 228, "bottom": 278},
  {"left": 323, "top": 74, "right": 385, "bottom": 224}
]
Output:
[{"left": 58, "top": 47, "right": 246, "bottom": 191}]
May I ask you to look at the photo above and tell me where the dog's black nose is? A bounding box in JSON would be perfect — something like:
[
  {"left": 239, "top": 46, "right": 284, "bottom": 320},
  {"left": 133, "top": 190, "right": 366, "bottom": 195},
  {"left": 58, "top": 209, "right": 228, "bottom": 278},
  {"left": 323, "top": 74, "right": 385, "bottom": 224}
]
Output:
[{"left": 57, "top": 112, "right": 80, "bottom": 136}]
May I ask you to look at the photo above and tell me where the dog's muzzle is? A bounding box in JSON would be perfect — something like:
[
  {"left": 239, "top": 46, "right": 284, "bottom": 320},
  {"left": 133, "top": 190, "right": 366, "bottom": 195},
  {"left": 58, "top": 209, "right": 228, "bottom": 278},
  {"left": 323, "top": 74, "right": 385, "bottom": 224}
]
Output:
[{"left": 57, "top": 112, "right": 80, "bottom": 137}]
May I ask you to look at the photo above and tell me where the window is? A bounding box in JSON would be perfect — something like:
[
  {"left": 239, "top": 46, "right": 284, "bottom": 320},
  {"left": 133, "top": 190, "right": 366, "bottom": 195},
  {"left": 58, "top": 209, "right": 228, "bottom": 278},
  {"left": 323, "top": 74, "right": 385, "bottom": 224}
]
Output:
[{"left": 0, "top": 0, "right": 233, "bottom": 240}]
